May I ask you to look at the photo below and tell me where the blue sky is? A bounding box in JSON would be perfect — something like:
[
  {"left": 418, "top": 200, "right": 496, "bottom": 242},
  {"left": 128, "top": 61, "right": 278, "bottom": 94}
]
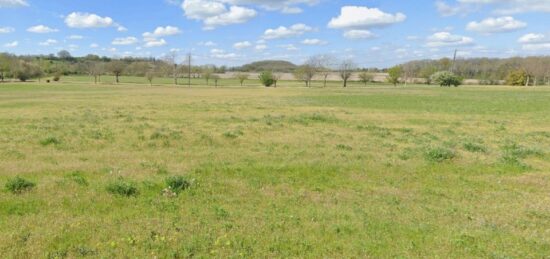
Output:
[{"left": 1, "top": 0, "right": 550, "bottom": 67}]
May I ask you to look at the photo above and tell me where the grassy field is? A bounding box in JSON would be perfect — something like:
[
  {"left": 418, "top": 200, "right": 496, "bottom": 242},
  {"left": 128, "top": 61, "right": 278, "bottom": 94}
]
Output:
[{"left": 1, "top": 78, "right": 549, "bottom": 258}]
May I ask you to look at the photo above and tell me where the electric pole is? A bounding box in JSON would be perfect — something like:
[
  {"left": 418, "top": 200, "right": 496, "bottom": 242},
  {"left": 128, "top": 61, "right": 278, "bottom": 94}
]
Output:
[{"left": 188, "top": 53, "right": 192, "bottom": 87}]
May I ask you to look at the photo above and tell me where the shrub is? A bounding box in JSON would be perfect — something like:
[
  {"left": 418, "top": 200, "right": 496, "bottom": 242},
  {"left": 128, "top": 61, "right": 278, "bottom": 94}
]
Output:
[
  {"left": 506, "top": 69, "right": 528, "bottom": 86},
  {"left": 258, "top": 71, "right": 275, "bottom": 87},
  {"left": 106, "top": 179, "right": 139, "bottom": 197},
  {"left": 5, "top": 177, "right": 36, "bottom": 194},
  {"left": 52, "top": 72, "right": 61, "bottom": 82},
  {"left": 425, "top": 147, "right": 456, "bottom": 162},
  {"left": 40, "top": 136, "right": 61, "bottom": 146},
  {"left": 165, "top": 176, "right": 191, "bottom": 194},
  {"left": 430, "top": 71, "right": 463, "bottom": 87},
  {"left": 66, "top": 171, "right": 88, "bottom": 186},
  {"left": 463, "top": 142, "right": 487, "bottom": 153}
]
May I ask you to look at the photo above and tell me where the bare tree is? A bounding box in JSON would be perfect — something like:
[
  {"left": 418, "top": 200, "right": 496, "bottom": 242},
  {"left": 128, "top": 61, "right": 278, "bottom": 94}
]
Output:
[
  {"left": 164, "top": 51, "right": 179, "bottom": 85},
  {"left": 314, "top": 55, "right": 335, "bottom": 88},
  {"left": 236, "top": 73, "right": 249, "bottom": 86},
  {"left": 106, "top": 60, "right": 125, "bottom": 84},
  {"left": 273, "top": 73, "right": 282, "bottom": 88},
  {"left": 212, "top": 74, "right": 220, "bottom": 88},
  {"left": 339, "top": 60, "right": 356, "bottom": 88},
  {"left": 202, "top": 68, "right": 213, "bottom": 85},
  {"left": 358, "top": 71, "right": 374, "bottom": 86}
]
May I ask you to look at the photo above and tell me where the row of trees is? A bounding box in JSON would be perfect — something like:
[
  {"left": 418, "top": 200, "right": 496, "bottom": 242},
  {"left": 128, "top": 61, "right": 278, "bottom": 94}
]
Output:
[
  {"left": 400, "top": 56, "right": 550, "bottom": 86},
  {"left": 1, "top": 51, "right": 549, "bottom": 87}
]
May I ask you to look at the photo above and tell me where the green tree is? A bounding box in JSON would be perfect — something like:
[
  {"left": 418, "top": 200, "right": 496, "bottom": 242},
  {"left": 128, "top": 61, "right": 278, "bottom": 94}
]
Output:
[{"left": 387, "top": 66, "right": 403, "bottom": 86}]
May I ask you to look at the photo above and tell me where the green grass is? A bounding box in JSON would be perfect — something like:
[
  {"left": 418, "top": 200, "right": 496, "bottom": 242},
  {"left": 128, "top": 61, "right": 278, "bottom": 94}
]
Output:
[{"left": 1, "top": 78, "right": 549, "bottom": 257}]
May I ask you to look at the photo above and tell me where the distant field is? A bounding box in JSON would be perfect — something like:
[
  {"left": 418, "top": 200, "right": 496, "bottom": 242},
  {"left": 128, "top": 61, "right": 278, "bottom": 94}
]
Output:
[{"left": 1, "top": 80, "right": 549, "bottom": 257}]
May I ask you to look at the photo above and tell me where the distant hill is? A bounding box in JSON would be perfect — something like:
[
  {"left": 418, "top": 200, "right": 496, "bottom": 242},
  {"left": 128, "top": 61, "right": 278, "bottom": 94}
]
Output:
[{"left": 236, "top": 60, "right": 297, "bottom": 72}]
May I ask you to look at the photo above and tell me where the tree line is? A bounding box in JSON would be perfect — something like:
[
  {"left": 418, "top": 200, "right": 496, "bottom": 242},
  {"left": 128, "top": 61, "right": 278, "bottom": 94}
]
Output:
[{"left": 1, "top": 50, "right": 549, "bottom": 87}]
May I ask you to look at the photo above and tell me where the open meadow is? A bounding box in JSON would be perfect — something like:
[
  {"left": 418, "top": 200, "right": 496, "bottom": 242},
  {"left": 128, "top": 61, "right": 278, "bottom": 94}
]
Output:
[{"left": 1, "top": 78, "right": 550, "bottom": 258}]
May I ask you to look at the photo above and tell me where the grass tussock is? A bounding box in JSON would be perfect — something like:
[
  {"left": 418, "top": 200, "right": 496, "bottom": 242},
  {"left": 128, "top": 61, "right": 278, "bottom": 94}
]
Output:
[{"left": 5, "top": 176, "right": 36, "bottom": 194}]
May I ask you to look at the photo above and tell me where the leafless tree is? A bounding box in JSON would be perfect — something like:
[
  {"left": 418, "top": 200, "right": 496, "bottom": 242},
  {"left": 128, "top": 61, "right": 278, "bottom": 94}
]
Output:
[
  {"left": 106, "top": 60, "right": 125, "bottom": 84},
  {"left": 358, "top": 71, "right": 374, "bottom": 86},
  {"left": 236, "top": 73, "right": 249, "bottom": 86},
  {"left": 164, "top": 51, "right": 179, "bottom": 85},
  {"left": 339, "top": 60, "right": 356, "bottom": 88}
]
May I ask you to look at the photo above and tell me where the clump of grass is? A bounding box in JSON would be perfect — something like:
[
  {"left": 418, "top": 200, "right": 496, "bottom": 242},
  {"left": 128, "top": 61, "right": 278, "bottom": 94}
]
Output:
[
  {"left": 165, "top": 176, "right": 191, "bottom": 194},
  {"left": 223, "top": 130, "right": 244, "bottom": 139},
  {"left": 291, "top": 113, "right": 338, "bottom": 125},
  {"left": 463, "top": 141, "right": 487, "bottom": 153},
  {"left": 106, "top": 179, "right": 139, "bottom": 197},
  {"left": 501, "top": 142, "right": 543, "bottom": 158},
  {"left": 5, "top": 176, "right": 36, "bottom": 194},
  {"left": 65, "top": 171, "right": 88, "bottom": 186},
  {"left": 336, "top": 144, "right": 353, "bottom": 151},
  {"left": 425, "top": 147, "right": 456, "bottom": 162},
  {"left": 40, "top": 136, "right": 61, "bottom": 146}
]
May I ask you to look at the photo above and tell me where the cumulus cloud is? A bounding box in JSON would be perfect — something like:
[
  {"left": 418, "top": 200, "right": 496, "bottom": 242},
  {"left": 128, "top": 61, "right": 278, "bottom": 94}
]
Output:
[
  {"left": 466, "top": 16, "right": 526, "bottom": 34},
  {"left": 437, "top": 0, "right": 550, "bottom": 16},
  {"left": 27, "top": 25, "right": 58, "bottom": 33},
  {"left": 0, "top": 26, "right": 14, "bottom": 33},
  {"left": 142, "top": 26, "right": 182, "bottom": 38},
  {"left": 343, "top": 30, "right": 375, "bottom": 39},
  {"left": 233, "top": 41, "right": 252, "bottom": 49},
  {"left": 68, "top": 35, "right": 84, "bottom": 40},
  {"left": 426, "top": 32, "right": 474, "bottom": 47},
  {"left": 210, "top": 48, "right": 239, "bottom": 59},
  {"left": 518, "top": 33, "right": 550, "bottom": 51},
  {"left": 182, "top": 0, "right": 256, "bottom": 30},
  {"left": 39, "top": 39, "right": 58, "bottom": 46},
  {"left": 112, "top": 37, "right": 139, "bottom": 45},
  {"left": 65, "top": 12, "right": 125, "bottom": 31},
  {"left": 262, "top": 23, "right": 312, "bottom": 39},
  {"left": 255, "top": 44, "right": 267, "bottom": 51},
  {"left": 0, "top": 0, "right": 28, "bottom": 8},
  {"left": 144, "top": 38, "right": 167, "bottom": 47},
  {"left": 301, "top": 38, "right": 327, "bottom": 45},
  {"left": 328, "top": 6, "right": 406, "bottom": 30},
  {"left": 3, "top": 41, "right": 18, "bottom": 47}
]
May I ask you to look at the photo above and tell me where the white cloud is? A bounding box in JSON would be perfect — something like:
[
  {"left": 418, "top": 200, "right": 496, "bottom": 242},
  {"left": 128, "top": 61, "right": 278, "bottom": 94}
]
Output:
[
  {"left": 0, "top": 0, "right": 28, "bottom": 8},
  {"left": 3, "top": 41, "right": 18, "bottom": 47},
  {"left": 90, "top": 43, "right": 99, "bottom": 48},
  {"left": 39, "top": 39, "right": 58, "bottom": 46},
  {"left": 199, "top": 41, "right": 217, "bottom": 46},
  {"left": 182, "top": 0, "right": 256, "bottom": 30},
  {"left": 301, "top": 38, "right": 327, "bottom": 45},
  {"left": 142, "top": 26, "right": 182, "bottom": 38},
  {"left": 209, "top": 48, "right": 239, "bottom": 59},
  {"left": 64, "top": 12, "right": 123, "bottom": 30},
  {"left": 0, "top": 26, "right": 14, "bottom": 33},
  {"left": 328, "top": 6, "right": 406, "bottom": 30},
  {"left": 144, "top": 38, "right": 167, "bottom": 47},
  {"left": 426, "top": 32, "right": 474, "bottom": 47},
  {"left": 68, "top": 35, "right": 84, "bottom": 40},
  {"left": 255, "top": 44, "right": 267, "bottom": 51},
  {"left": 437, "top": 0, "right": 550, "bottom": 16},
  {"left": 112, "top": 37, "right": 139, "bottom": 45},
  {"left": 233, "top": 41, "right": 252, "bottom": 49},
  {"left": 466, "top": 16, "right": 526, "bottom": 34},
  {"left": 263, "top": 23, "right": 312, "bottom": 39},
  {"left": 279, "top": 44, "right": 298, "bottom": 51},
  {"left": 343, "top": 30, "right": 375, "bottom": 39},
  {"left": 27, "top": 25, "right": 58, "bottom": 33},
  {"left": 518, "top": 33, "right": 550, "bottom": 51}
]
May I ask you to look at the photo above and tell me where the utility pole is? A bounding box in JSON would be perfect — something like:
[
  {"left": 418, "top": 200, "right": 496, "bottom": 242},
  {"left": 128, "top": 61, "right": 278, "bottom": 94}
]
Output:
[
  {"left": 187, "top": 53, "right": 192, "bottom": 87},
  {"left": 451, "top": 49, "right": 457, "bottom": 73}
]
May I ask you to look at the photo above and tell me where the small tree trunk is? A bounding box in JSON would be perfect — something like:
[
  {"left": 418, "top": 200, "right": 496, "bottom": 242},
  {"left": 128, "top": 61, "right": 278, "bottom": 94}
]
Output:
[
  {"left": 343, "top": 79, "right": 347, "bottom": 88},
  {"left": 116, "top": 74, "right": 119, "bottom": 83},
  {"left": 525, "top": 75, "right": 530, "bottom": 86}
]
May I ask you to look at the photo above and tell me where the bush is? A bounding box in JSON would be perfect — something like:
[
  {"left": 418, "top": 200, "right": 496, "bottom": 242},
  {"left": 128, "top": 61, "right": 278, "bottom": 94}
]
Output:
[
  {"left": 430, "top": 71, "right": 463, "bottom": 87},
  {"left": 13, "top": 61, "right": 42, "bottom": 82},
  {"left": 425, "top": 147, "right": 456, "bottom": 162},
  {"left": 258, "top": 71, "right": 275, "bottom": 87},
  {"left": 506, "top": 69, "right": 528, "bottom": 86},
  {"left": 5, "top": 177, "right": 36, "bottom": 194},
  {"left": 53, "top": 72, "right": 61, "bottom": 82},
  {"left": 165, "top": 176, "right": 191, "bottom": 194},
  {"left": 106, "top": 179, "right": 139, "bottom": 197},
  {"left": 40, "top": 136, "right": 61, "bottom": 146}
]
